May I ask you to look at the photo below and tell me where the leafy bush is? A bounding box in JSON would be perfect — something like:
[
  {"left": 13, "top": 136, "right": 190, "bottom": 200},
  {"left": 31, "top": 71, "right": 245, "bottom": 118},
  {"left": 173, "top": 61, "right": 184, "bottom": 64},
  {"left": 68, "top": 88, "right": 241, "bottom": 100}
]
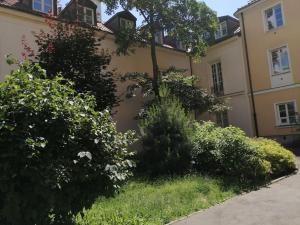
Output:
[
  {"left": 250, "top": 138, "right": 297, "bottom": 177},
  {"left": 138, "top": 87, "right": 193, "bottom": 176},
  {"left": 34, "top": 19, "right": 118, "bottom": 111},
  {"left": 192, "top": 122, "right": 271, "bottom": 182},
  {"left": 0, "top": 62, "right": 136, "bottom": 225}
]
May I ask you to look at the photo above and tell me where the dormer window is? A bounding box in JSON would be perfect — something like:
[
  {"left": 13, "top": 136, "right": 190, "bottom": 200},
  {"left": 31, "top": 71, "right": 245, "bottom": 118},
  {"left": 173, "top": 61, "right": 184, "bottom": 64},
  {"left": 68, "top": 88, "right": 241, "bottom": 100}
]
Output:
[
  {"left": 155, "top": 31, "right": 164, "bottom": 44},
  {"left": 78, "top": 6, "right": 94, "bottom": 25},
  {"left": 215, "top": 21, "right": 227, "bottom": 40},
  {"left": 33, "top": 0, "right": 53, "bottom": 13},
  {"left": 120, "top": 18, "right": 134, "bottom": 29}
]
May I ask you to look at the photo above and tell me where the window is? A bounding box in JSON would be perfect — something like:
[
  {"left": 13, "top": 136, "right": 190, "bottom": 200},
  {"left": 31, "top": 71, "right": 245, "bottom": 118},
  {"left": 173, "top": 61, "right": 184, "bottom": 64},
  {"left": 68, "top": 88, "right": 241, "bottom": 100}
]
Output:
[
  {"left": 120, "top": 18, "right": 134, "bottom": 29},
  {"left": 276, "top": 102, "right": 297, "bottom": 126},
  {"left": 270, "top": 46, "right": 290, "bottom": 75},
  {"left": 215, "top": 22, "right": 227, "bottom": 40},
  {"left": 216, "top": 111, "right": 229, "bottom": 128},
  {"left": 78, "top": 6, "right": 94, "bottom": 25},
  {"left": 32, "top": 0, "right": 52, "bottom": 13},
  {"left": 154, "top": 31, "right": 164, "bottom": 44},
  {"left": 176, "top": 41, "right": 185, "bottom": 50},
  {"left": 211, "top": 62, "right": 224, "bottom": 96},
  {"left": 264, "top": 4, "right": 284, "bottom": 31}
]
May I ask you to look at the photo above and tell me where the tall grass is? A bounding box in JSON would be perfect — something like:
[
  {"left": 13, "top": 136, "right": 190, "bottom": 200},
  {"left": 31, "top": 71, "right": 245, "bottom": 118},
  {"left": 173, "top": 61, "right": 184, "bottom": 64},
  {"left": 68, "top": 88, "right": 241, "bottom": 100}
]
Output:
[{"left": 76, "top": 175, "right": 240, "bottom": 225}]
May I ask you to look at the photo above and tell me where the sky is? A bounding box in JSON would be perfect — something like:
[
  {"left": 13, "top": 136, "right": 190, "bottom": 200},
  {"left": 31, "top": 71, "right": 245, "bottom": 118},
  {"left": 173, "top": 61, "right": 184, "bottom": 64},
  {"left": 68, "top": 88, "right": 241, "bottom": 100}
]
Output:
[
  {"left": 60, "top": 0, "right": 250, "bottom": 23},
  {"left": 100, "top": 0, "right": 250, "bottom": 23}
]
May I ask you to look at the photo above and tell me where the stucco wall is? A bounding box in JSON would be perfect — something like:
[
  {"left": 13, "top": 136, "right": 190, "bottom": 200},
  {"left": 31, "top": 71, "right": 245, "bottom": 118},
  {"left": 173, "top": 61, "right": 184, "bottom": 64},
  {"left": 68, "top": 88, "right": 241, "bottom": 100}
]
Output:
[
  {"left": 0, "top": 7, "right": 191, "bottom": 132},
  {"left": 254, "top": 88, "right": 300, "bottom": 137},
  {"left": 241, "top": 0, "right": 300, "bottom": 91},
  {"left": 238, "top": 0, "right": 300, "bottom": 137},
  {"left": 193, "top": 36, "right": 254, "bottom": 136}
]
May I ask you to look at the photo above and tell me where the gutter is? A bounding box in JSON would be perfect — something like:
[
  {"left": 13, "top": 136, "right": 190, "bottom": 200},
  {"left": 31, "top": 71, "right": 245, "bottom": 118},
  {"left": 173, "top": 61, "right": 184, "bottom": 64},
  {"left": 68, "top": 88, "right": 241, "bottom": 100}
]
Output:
[{"left": 241, "top": 12, "right": 259, "bottom": 137}]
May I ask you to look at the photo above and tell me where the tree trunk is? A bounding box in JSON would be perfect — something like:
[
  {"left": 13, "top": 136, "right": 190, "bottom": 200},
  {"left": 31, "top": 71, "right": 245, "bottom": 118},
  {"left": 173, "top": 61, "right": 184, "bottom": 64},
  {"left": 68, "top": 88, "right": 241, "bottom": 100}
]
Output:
[{"left": 149, "top": 15, "right": 160, "bottom": 97}]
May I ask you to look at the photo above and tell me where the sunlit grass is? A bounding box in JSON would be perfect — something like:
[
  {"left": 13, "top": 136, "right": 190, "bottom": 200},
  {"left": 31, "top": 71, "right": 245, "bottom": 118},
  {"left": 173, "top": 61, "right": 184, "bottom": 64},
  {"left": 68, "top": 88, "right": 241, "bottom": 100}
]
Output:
[{"left": 76, "top": 175, "right": 241, "bottom": 225}]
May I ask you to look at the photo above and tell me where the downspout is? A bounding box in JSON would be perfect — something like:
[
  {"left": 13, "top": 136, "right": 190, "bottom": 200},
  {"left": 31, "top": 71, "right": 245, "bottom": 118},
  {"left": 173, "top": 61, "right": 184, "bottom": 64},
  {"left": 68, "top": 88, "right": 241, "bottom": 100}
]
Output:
[
  {"left": 241, "top": 12, "right": 259, "bottom": 137},
  {"left": 189, "top": 55, "right": 197, "bottom": 119},
  {"left": 189, "top": 55, "right": 193, "bottom": 76}
]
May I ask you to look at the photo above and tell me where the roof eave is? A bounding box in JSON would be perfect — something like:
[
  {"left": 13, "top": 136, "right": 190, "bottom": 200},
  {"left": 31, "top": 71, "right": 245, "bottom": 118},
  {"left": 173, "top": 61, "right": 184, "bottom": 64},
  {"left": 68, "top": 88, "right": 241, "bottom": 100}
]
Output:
[{"left": 234, "top": 0, "right": 264, "bottom": 17}]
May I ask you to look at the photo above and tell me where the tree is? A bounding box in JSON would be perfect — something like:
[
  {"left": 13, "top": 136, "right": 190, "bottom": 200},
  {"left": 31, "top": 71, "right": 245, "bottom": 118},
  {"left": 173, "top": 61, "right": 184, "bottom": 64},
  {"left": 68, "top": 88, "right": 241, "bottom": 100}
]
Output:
[
  {"left": 121, "top": 68, "right": 228, "bottom": 114},
  {"left": 102, "top": 0, "right": 218, "bottom": 97},
  {"left": 34, "top": 19, "right": 118, "bottom": 111},
  {"left": 0, "top": 60, "right": 136, "bottom": 225},
  {"left": 138, "top": 86, "right": 194, "bottom": 176}
]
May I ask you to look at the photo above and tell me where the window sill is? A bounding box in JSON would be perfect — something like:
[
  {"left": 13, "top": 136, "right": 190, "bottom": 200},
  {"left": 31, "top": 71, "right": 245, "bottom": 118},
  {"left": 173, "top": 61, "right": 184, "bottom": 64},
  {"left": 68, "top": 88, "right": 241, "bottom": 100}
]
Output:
[
  {"left": 276, "top": 124, "right": 298, "bottom": 128},
  {"left": 265, "top": 25, "right": 285, "bottom": 34},
  {"left": 271, "top": 71, "right": 291, "bottom": 76}
]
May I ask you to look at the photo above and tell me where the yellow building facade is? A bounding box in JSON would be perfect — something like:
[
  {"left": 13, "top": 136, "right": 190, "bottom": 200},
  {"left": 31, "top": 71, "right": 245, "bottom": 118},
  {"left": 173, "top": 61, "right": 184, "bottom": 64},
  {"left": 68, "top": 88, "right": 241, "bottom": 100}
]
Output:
[
  {"left": 1, "top": 0, "right": 299, "bottom": 144},
  {"left": 235, "top": 0, "right": 300, "bottom": 143}
]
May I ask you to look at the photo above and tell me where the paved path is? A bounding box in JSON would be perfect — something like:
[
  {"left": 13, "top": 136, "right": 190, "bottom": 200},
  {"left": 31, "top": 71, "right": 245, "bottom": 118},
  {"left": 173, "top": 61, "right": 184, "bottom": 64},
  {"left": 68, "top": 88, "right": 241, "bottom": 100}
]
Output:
[{"left": 172, "top": 158, "right": 300, "bottom": 225}]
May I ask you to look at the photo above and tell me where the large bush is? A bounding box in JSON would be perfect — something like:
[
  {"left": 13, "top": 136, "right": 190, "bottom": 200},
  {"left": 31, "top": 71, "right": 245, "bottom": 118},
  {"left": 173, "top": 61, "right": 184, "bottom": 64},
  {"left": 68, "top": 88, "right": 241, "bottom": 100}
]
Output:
[
  {"left": 250, "top": 138, "right": 297, "bottom": 177},
  {"left": 34, "top": 19, "right": 117, "bottom": 111},
  {"left": 0, "top": 62, "right": 135, "bottom": 225},
  {"left": 192, "top": 122, "right": 271, "bottom": 182},
  {"left": 138, "top": 87, "right": 193, "bottom": 176}
]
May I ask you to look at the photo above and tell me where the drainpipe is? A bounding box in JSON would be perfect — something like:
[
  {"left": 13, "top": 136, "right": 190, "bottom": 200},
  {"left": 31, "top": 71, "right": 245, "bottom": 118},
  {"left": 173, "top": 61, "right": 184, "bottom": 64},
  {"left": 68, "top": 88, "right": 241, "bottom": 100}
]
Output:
[
  {"left": 189, "top": 55, "right": 193, "bottom": 76},
  {"left": 241, "top": 12, "right": 260, "bottom": 137},
  {"left": 189, "top": 55, "right": 198, "bottom": 119}
]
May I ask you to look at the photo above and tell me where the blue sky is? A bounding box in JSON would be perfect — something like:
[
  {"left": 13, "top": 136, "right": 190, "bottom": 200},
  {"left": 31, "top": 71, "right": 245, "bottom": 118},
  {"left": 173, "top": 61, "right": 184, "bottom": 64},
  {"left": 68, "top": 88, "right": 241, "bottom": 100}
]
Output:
[{"left": 61, "top": 0, "right": 250, "bottom": 22}]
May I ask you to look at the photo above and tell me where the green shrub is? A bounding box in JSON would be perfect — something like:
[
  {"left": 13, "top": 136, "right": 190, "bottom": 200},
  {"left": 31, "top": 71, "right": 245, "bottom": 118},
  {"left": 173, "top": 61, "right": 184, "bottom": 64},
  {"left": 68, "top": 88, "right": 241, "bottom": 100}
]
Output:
[
  {"left": 250, "top": 138, "right": 297, "bottom": 177},
  {"left": 192, "top": 122, "right": 271, "bottom": 182},
  {"left": 138, "top": 87, "right": 193, "bottom": 176},
  {"left": 0, "top": 62, "right": 136, "bottom": 225}
]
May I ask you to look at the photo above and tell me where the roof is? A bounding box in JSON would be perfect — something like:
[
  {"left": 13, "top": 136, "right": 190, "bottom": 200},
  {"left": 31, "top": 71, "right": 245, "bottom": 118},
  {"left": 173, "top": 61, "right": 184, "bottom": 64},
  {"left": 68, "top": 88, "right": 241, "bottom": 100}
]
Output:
[
  {"left": 218, "top": 15, "right": 239, "bottom": 23},
  {"left": 0, "top": 1, "right": 113, "bottom": 33},
  {"left": 234, "top": 0, "right": 262, "bottom": 16},
  {"left": 105, "top": 10, "right": 137, "bottom": 25},
  {"left": 96, "top": 22, "right": 113, "bottom": 33},
  {"left": 0, "top": 2, "right": 188, "bottom": 53}
]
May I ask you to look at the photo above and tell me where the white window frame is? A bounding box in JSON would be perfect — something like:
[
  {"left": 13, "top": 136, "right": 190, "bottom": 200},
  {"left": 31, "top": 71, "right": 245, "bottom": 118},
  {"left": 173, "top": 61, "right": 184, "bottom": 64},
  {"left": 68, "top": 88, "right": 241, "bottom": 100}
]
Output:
[
  {"left": 214, "top": 21, "right": 227, "bottom": 40},
  {"left": 274, "top": 100, "right": 298, "bottom": 126},
  {"left": 120, "top": 18, "right": 134, "bottom": 29},
  {"left": 262, "top": 2, "right": 285, "bottom": 32},
  {"left": 32, "top": 0, "right": 53, "bottom": 14},
  {"left": 268, "top": 44, "right": 292, "bottom": 76},
  {"left": 211, "top": 61, "right": 224, "bottom": 96},
  {"left": 78, "top": 6, "right": 95, "bottom": 25}
]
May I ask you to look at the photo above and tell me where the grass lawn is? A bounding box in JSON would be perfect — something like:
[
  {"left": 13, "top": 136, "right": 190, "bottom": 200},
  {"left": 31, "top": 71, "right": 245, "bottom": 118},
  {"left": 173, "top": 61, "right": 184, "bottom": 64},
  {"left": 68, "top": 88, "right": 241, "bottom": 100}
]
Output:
[{"left": 76, "top": 175, "right": 241, "bottom": 225}]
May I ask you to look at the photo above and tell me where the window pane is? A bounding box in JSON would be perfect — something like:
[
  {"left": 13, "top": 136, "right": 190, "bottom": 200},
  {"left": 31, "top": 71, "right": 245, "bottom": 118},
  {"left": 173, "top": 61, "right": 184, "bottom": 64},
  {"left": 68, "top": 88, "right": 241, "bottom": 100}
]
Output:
[
  {"left": 274, "top": 5, "right": 283, "bottom": 27},
  {"left": 221, "top": 22, "right": 227, "bottom": 36},
  {"left": 86, "top": 8, "right": 93, "bottom": 16},
  {"left": 287, "top": 103, "right": 295, "bottom": 115},
  {"left": 265, "top": 8, "right": 275, "bottom": 30},
  {"left": 44, "top": 4, "right": 52, "bottom": 13},
  {"left": 33, "top": 0, "right": 42, "bottom": 11},
  {"left": 280, "top": 48, "right": 290, "bottom": 71},
  {"left": 211, "top": 64, "right": 218, "bottom": 93},
  {"left": 217, "top": 63, "right": 224, "bottom": 93},
  {"left": 86, "top": 15, "right": 93, "bottom": 24},
  {"left": 223, "top": 111, "right": 229, "bottom": 127},
  {"left": 272, "top": 50, "right": 281, "bottom": 74},
  {"left": 45, "top": 0, "right": 52, "bottom": 6}
]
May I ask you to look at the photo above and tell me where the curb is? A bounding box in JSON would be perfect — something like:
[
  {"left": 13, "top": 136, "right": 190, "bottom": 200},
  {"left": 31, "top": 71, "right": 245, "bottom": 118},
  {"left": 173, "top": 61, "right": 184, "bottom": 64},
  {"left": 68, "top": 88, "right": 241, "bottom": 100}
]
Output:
[{"left": 166, "top": 168, "right": 299, "bottom": 225}]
